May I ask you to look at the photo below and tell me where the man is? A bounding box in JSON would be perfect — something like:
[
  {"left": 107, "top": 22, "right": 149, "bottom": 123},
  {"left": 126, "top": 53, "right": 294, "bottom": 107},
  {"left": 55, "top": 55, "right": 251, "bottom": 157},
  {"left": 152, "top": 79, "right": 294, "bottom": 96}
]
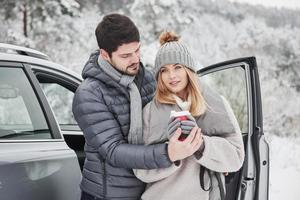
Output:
[{"left": 72, "top": 13, "right": 202, "bottom": 200}]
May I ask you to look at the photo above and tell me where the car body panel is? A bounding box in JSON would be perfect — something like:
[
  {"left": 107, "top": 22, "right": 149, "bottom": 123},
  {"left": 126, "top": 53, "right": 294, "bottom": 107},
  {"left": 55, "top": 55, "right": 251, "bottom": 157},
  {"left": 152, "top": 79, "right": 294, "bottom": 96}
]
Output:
[{"left": 0, "top": 141, "right": 81, "bottom": 200}]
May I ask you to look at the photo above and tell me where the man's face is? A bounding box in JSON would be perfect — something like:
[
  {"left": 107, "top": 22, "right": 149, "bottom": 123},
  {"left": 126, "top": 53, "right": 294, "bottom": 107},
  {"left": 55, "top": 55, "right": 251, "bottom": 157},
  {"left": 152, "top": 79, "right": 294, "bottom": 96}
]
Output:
[{"left": 102, "top": 42, "right": 141, "bottom": 76}]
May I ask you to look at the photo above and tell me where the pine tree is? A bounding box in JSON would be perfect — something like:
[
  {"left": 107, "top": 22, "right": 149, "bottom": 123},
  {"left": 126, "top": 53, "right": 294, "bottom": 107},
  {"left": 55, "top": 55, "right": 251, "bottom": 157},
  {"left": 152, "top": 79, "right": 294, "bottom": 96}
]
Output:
[{"left": 1, "top": 0, "right": 79, "bottom": 37}]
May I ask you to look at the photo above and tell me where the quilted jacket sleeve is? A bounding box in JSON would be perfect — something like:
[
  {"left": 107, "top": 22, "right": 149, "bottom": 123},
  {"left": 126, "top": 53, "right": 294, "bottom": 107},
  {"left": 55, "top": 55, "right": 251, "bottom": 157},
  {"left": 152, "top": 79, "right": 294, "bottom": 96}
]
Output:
[
  {"left": 133, "top": 102, "right": 181, "bottom": 182},
  {"left": 72, "top": 85, "right": 172, "bottom": 169}
]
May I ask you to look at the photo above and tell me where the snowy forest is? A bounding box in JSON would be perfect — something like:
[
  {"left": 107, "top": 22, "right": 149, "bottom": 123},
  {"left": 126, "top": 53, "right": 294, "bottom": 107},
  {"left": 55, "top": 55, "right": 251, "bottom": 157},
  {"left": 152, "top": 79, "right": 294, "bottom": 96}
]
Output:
[
  {"left": 0, "top": 0, "right": 300, "bottom": 199},
  {"left": 1, "top": 0, "right": 299, "bottom": 138}
]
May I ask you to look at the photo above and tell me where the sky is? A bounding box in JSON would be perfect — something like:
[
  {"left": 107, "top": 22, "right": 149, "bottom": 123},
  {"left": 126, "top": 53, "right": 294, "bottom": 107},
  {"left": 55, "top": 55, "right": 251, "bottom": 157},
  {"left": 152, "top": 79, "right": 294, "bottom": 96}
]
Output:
[{"left": 228, "top": 0, "right": 300, "bottom": 10}]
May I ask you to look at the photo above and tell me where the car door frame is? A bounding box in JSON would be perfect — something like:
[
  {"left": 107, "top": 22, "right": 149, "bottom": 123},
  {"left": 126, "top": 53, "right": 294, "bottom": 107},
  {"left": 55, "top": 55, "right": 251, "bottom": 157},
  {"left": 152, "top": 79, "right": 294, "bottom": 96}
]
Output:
[
  {"left": 197, "top": 57, "right": 269, "bottom": 200},
  {"left": 29, "top": 63, "right": 82, "bottom": 132},
  {"left": 29, "top": 63, "right": 85, "bottom": 170},
  {"left": 0, "top": 61, "right": 82, "bottom": 200}
]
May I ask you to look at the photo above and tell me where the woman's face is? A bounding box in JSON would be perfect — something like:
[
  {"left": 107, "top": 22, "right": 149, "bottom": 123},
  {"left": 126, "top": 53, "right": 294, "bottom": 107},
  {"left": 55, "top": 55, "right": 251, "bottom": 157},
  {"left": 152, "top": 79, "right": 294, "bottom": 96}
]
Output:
[{"left": 160, "top": 63, "right": 189, "bottom": 98}]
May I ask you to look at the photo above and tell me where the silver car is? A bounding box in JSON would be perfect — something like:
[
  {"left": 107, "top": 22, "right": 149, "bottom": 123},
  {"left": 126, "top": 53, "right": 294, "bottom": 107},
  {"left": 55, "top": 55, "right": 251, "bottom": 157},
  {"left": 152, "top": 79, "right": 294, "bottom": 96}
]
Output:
[{"left": 0, "top": 43, "right": 269, "bottom": 200}]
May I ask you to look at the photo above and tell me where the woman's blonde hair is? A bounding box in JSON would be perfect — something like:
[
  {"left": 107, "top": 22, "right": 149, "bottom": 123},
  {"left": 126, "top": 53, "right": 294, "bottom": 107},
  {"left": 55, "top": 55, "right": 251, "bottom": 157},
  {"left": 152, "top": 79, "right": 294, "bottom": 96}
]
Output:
[{"left": 155, "top": 67, "right": 207, "bottom": 117}]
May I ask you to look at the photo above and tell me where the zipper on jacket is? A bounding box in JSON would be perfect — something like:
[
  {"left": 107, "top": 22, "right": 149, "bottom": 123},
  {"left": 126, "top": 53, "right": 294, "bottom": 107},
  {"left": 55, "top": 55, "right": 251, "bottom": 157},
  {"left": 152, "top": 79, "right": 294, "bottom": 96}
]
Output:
[{"left": 102, "top": 159, "right": 107, "bottom": 198}]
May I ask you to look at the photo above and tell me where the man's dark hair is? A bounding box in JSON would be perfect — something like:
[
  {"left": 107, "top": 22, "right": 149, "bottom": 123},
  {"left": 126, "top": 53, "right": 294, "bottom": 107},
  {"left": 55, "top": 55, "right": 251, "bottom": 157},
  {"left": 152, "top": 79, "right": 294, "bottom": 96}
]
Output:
[{"left": 95, "top": 13, "right": 140, "bottom": 57}]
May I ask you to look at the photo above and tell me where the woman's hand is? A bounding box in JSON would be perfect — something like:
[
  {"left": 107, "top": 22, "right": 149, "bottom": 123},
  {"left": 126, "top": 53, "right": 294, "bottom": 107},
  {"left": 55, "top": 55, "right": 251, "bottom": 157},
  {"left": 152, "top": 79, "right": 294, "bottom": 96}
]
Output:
[
  {"left": 167, "top": 115, "right": 198, "bottom": 138},
  {"left": 167, "top": 117, "right": 181, "bottom": 138},
  {"left": 167, "top": 127, "right": 203, "bottom": 162}
]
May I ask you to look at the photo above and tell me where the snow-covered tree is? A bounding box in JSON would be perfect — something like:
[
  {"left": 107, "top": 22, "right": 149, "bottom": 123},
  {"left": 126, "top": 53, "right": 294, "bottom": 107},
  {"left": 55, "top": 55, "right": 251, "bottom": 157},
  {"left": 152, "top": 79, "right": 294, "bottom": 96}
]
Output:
[
  {"left": 1, "top": 0, "right": 80, "bottom": 37},
  {"left": 0, "top": 0, "right": 299, "bottom": 137}
]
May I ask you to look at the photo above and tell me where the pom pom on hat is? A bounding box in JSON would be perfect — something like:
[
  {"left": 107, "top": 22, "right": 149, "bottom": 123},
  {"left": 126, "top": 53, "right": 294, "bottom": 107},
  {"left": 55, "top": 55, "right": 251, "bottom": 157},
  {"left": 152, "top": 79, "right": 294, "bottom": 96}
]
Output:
[{"left": 159, "top": 31, "right": 180, "bottom": 46}]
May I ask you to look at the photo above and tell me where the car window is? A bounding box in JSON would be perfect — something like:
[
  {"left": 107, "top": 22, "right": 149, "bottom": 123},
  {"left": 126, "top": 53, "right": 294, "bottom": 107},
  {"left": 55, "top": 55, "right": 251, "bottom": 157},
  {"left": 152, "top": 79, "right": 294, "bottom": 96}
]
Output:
[
  {"left": 39, "top": 83, "right": 77, "bottom": 127},
  {"left": 200, "top": 66, "right": 248, "bottom": 134},
  {"left": 0, "top": 67, "right": 51, "bottom": 140},
  {"left": 32, "top": 68, "right": 80, "bottom": 132}
]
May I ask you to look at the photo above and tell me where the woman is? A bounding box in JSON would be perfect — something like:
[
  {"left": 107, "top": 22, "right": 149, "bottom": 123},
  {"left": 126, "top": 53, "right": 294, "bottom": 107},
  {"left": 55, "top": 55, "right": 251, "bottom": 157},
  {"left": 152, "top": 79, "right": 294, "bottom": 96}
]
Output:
[{"left": 133, "top": 31, "right": 245, "bottom": 200}]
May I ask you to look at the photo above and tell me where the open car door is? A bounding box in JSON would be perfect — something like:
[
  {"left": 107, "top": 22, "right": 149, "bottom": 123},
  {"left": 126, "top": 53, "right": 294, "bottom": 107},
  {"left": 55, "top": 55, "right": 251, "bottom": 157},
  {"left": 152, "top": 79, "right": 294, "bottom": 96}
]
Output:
[{"left": 198, "top": 57, "right": 269, "bottom": 200}]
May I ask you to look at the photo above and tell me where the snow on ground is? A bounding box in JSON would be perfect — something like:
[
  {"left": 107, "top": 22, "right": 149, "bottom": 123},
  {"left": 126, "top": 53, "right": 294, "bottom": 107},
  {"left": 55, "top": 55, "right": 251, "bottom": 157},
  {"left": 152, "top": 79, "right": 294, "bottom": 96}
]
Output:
[{"left": 268, "top": 135, "right": 300, "bottom": 200}]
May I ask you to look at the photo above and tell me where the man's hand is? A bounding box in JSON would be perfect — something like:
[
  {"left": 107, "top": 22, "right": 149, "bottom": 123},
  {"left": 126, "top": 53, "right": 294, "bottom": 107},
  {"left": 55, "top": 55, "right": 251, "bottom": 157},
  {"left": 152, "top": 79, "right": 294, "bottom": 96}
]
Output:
[{"left": 167, "top": 127, "right": 203, "bottom": 162}]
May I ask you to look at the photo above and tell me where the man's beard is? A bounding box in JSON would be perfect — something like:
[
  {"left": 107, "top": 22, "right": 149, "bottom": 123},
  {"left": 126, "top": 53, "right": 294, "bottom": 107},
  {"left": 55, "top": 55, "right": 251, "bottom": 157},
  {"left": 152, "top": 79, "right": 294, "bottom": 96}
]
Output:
[
  {"left": 108, "top": 57, "right": 139, "bottom": 76},
  {"left": 125, "top": 63, "right": 139, "bottom": 75}
]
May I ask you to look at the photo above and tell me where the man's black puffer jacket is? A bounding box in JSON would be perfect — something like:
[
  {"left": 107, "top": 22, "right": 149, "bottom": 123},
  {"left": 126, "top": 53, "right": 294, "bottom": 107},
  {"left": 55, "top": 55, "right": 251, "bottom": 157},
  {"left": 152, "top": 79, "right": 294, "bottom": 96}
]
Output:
[{"left": 72, "top": 52, "right": 172, "bottom": 199}]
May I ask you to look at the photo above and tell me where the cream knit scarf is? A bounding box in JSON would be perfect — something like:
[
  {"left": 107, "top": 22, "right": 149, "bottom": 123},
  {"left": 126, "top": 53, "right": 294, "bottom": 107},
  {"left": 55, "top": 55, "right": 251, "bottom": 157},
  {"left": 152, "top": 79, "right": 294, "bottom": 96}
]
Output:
[{"left": 172, "top": 94, "right": 192, "bottom": 111}]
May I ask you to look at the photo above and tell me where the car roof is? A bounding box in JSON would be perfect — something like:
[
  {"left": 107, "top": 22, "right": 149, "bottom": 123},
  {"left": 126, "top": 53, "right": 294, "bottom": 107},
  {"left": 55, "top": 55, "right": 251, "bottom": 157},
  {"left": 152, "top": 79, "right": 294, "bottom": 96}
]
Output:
[
  {"left": 0, "top": 43, "right": 82, "bottom": 81},
  {"left": 0, "top": 43, "right": 50, "bottom": 60}
]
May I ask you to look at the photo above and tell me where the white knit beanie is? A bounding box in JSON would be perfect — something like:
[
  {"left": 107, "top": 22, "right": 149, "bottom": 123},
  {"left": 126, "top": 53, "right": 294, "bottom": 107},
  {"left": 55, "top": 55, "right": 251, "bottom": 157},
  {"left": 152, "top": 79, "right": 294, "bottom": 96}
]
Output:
[{"left": 154, "top": 31, "right": 196, "bottom": 79}]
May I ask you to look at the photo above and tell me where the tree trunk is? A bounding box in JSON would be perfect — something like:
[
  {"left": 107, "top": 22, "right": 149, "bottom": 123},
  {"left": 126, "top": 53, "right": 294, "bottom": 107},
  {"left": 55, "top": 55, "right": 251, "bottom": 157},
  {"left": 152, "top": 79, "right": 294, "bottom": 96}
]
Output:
[{"left": 23, "top": 2, "right": 28, "bottom": 37}]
